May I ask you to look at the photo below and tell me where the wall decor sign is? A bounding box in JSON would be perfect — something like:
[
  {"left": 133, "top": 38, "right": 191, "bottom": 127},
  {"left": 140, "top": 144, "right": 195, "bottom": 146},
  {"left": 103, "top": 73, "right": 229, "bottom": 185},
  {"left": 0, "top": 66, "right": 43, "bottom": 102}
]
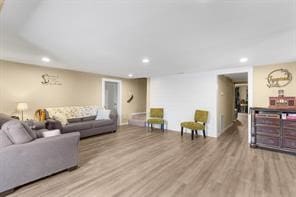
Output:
[
  {"left": 41, "top": 74, "right": 62, "bottom": 86},
  {"left": 266, "top": 68, "right": 292, "bottom": 88},
  {"left": 127, "top": 94, "right": 134, "bottom": 103}
]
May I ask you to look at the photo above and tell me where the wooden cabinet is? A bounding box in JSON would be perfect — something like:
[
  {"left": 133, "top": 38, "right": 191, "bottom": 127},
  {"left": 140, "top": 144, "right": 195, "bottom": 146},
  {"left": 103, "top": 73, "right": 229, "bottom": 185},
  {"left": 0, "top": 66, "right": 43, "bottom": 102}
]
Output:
[{"left": 251, "top": 107, "right": 296, "bottom": 154}]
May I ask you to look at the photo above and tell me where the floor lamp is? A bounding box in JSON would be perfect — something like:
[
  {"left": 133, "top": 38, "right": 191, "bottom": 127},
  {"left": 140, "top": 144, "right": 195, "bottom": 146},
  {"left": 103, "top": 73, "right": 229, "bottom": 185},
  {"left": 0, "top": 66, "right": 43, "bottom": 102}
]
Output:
[{"left": 17, "top": 102, "right": 28, "bottom": 121}]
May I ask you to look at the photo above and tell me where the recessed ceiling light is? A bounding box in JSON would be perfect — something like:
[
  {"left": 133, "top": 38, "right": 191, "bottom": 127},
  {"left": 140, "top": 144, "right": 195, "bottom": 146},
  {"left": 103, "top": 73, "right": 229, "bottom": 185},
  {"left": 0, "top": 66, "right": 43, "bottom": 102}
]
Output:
[
  {"left": 142, "top": 58, "right": 150, "bottom": 64},
  {"left": 240, "top": 57, "right": 248, "bottom": 63},
  {"left": 128, "top": 73, "right": 133, "bottom": 78},
  {"left": 41, "top": 57, "right": 50, "bottom": 62}
]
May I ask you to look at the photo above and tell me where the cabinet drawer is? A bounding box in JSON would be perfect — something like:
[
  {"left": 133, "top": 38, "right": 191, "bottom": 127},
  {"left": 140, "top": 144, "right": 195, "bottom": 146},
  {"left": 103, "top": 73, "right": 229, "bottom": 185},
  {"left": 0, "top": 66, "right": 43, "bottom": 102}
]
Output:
[
  {"left": 283, "top": 138, "right": 296, "bottom": 149},
  {"left": 255, "top": 117, "right": 280, "bottom": 126},
  {"left": 256, "top": 126, "right": 280, "bottom": 136},
  {"left": 283, "top": 120, "right": 296, "bottom": 128},
  {"left": 283, "top": 128, "right": 296, "bottom": 138},
  {"left": 256, "top": 113, "right": 280, "bottom": 119},
  {"left": 257, "top": 135, "right": 280, "bottom": 147}
]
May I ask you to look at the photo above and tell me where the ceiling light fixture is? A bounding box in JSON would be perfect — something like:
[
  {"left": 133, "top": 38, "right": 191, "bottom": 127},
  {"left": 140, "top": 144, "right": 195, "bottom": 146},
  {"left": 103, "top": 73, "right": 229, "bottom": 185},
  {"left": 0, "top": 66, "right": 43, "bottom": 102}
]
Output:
[
  {"left": 41, "top": 57, "right": 51, "bottom": 62},
  {"left": 128, "top": 73, "right": 133, "bottom": 78},
  {"left": 142, "top": 58, "right": 150, "bottom": 64},
  {"left": 240, "top": 57, "right": 248, "bottom": 63}
]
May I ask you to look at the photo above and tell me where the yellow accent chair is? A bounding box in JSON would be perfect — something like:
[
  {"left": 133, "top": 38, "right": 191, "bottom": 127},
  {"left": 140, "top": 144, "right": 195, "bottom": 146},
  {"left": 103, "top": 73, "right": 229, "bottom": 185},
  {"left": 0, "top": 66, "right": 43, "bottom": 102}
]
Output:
[
  {"left": 147, "top": 108, "right": 165, "bottom": 132},
  {"left": 181, "top": 110, "right": 208, "bottom": 140}
]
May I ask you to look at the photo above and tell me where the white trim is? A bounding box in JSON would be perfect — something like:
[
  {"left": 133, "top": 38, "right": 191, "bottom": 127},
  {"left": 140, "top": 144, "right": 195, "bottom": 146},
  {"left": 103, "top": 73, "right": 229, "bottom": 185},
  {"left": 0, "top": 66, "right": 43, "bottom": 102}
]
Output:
[
  {"left": 102, "top": 78, "right": 122, "bottom": 125},
  {"left": 215, "top": 66, "right": 253, "bottom": 142},
  {"left": 247, "top": 67, "right": 254, "bottom": 144},
  {"left": 131, "top": 112, "right": 146, "bottom": 115},
  {"left": 120, "top": 122, "right": 128, "bottom": 126}
]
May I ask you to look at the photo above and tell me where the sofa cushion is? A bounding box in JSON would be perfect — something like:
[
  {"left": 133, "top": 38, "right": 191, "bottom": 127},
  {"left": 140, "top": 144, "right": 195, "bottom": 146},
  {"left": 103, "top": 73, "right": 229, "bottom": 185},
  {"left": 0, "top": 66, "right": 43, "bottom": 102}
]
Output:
[
  {"left": 91, "top": 119, "right": 114, "bottom": 128},
  {"left": 67, "top": 117, "right": 82, "bottom": 123},
  {"left": 0, "top": 113, "right": 13, "bottom": 127},
  {"left": 0, "top": 130, "right": 13, "bottom": 148},
  {"left": 82, "top": 116, "right": 96, "bottom": 121},
  {"left": 63, "top": 122, "right": 93, "bottom": 133},
  {"left": 1, "top": 120, "right": 34, "bottom": 144}
]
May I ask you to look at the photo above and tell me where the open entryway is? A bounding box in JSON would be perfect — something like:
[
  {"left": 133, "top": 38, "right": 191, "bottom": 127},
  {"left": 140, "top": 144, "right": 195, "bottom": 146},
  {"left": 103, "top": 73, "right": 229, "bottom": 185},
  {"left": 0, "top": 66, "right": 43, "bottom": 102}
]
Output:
[
  {"left": 217, "top": 72, "right": 249, "bottom": 137},
  {"left": 102, "top": 78, "right": 122, "bottom": 124}
]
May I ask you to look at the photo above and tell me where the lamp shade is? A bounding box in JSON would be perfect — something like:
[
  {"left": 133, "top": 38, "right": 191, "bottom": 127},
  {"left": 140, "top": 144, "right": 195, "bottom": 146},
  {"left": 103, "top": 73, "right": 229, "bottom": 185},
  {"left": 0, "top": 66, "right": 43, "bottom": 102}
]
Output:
[{"left": 17, "top": 102, "right": 28, "bottom": 111}]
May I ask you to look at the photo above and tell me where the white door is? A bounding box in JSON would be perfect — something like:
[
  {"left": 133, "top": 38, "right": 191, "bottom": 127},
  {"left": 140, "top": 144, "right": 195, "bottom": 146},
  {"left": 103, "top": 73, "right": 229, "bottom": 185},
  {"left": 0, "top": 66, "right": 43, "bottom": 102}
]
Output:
[
  {"left": 102, "top": 79, "right": 122, "bottom": 124},
  {"left": 105, "top": 81, "right": 118, "bottom": 112}
]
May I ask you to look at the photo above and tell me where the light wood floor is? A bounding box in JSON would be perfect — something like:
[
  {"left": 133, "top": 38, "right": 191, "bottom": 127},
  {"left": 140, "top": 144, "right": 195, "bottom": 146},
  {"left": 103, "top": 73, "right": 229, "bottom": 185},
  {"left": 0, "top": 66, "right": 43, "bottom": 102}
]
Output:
[{"left": 9, "top": 114, "right": 296, "bottom": 197}]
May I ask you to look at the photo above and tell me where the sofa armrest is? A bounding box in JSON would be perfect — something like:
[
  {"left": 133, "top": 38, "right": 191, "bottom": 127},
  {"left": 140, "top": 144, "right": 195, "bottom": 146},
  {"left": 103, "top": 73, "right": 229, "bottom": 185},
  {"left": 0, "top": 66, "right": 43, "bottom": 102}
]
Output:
[
  {"left": 45, "top": 119, "right": 63, "bottom": 131},
  {"left": 0, "top": 132, "right": 80, "bottom": 192}
]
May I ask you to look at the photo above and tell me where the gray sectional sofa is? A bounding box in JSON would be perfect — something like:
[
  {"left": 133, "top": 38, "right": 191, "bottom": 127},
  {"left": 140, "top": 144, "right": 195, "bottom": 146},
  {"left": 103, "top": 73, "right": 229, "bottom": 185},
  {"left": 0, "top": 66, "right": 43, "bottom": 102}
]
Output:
[
  {"left": 44, "top": 106, "right": 118, "bottom": 138},
  {"left": 0, "top": 113, "right": 80, "bottom": 195}
]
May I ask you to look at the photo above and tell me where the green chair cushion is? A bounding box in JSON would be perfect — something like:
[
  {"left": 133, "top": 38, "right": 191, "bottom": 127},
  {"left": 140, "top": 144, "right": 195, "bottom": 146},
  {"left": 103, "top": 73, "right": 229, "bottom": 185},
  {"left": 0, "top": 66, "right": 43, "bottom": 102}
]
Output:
[
  {"left": 150, "top": 108, "right": 164, "bottom": 118},
  {"left": 181, "top": 121, "right": 205, "bottom": 130},
  {"left": 147, "top": 118, "right": 165, "bottom": 124},
  {"left": 195, "top": 110, "right": 208, "bottom": 123}
]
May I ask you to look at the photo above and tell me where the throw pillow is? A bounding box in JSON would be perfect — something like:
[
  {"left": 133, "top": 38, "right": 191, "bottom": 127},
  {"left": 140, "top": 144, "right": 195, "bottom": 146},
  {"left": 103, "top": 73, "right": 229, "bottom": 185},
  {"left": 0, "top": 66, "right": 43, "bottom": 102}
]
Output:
[
  {"left": 53, "top": 113, "right": 68, "bottom": 125},
  {"left": 1, "top": 120, "right": 34, "bottom": 144},
  {"left": 96, "top": 109, "right": 111, "bottom": 120},
  {"left": 0, "top": 130, "right": 13, "bottom": 148}
]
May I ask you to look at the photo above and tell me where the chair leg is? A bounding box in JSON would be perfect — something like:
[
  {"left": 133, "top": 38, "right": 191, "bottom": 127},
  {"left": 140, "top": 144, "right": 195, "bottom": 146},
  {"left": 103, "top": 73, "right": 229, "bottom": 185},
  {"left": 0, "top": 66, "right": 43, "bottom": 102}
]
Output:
[
  {"left": 151, "top": 123, "right": 153, "bottom": 131},
  {"left": 191, "top": 130, "right": 194, "bottom": 140},
  {"left": 162, "top": 124, "right": 164, "bottom": 132},
  {"left": 203, "top": 130, "right": 206, "bottom": 138},
  {"left": 181, "top": 127, "right": 184, "bottom": 136},
  {"left": 195, "top": 130, "right": 198, "bottom": 136}
]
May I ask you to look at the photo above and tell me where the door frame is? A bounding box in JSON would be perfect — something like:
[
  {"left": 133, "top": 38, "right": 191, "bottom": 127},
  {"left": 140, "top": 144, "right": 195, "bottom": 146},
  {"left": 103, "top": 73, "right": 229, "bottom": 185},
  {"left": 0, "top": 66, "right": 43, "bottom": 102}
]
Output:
[
  {"left": 102, "top": 78, "right": 122, "bottom": 125},
  {"left": 215, "top": 66, "right": 253, "bottom": 143}
]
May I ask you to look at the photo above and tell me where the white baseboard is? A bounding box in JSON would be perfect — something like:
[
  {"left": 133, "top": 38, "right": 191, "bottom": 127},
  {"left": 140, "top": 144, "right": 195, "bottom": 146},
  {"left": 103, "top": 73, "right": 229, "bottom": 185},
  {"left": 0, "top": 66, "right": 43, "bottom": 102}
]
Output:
[
  {"left": 131, "top": 112, "right": 146, "bottom": 115},
  {"left": 120, "top": 122, "right": 128, "bottom": 126}
]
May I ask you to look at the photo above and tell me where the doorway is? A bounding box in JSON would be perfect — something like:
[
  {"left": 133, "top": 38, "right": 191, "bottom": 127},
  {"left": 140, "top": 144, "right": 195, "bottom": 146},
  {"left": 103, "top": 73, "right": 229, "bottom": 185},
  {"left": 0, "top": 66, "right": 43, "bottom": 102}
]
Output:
[
  {"left": 102, "top": 78, "right": 122, "bottom": 124},
  {"left": 235, "top": 83, "right": 248, "bottom": 114},
  {"left": 217, "top": 72, "right": 249, "bottom": 136}
]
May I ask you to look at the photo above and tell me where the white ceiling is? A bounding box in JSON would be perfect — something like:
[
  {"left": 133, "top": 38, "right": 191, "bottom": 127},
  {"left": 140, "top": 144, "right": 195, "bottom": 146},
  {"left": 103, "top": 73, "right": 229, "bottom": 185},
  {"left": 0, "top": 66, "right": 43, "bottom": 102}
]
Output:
[
  {"left": 0, "top": 0, "right": 295, "bottom": 78},
  {"left": 223, "top": 72, "right": 248, "bottom": 82}
]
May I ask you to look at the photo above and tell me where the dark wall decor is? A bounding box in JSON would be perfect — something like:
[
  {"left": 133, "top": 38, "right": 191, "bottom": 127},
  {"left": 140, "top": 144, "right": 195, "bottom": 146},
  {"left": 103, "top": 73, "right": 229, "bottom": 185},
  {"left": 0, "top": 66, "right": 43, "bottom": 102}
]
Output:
[
  {"left": 267, "top": 68, "right": 292, "bottom": 88},
  {"left": 127, "top": 94, "right": 134, "bottom": 103},
  {"left": 269, "top": 90, "right": 296, "bottom": 109},
  {"left": 41, "top": 74, "right": 62, "bottom": 86}
]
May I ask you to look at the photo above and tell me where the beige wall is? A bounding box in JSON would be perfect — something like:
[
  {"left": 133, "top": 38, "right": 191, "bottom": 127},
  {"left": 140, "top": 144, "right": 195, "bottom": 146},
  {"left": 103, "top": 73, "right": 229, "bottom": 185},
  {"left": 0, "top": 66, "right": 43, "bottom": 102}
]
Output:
[
  {"left": 122, "top": 78, "right": 147, "bottom": 123},
  {"left": 217, "top": 75, "right": 235, "bottom": 134},
  {"left": 253, "top": 62, "right": 296, "bottom": 107},
  {"left": 146, "top": 78, "right": 150, "bottom": 114},
  {"left": 0, "top": 0, "right": 4, "bottom": 11},
  {"left": 0, "top": 60, "right": 147, "bottom": 123}
]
